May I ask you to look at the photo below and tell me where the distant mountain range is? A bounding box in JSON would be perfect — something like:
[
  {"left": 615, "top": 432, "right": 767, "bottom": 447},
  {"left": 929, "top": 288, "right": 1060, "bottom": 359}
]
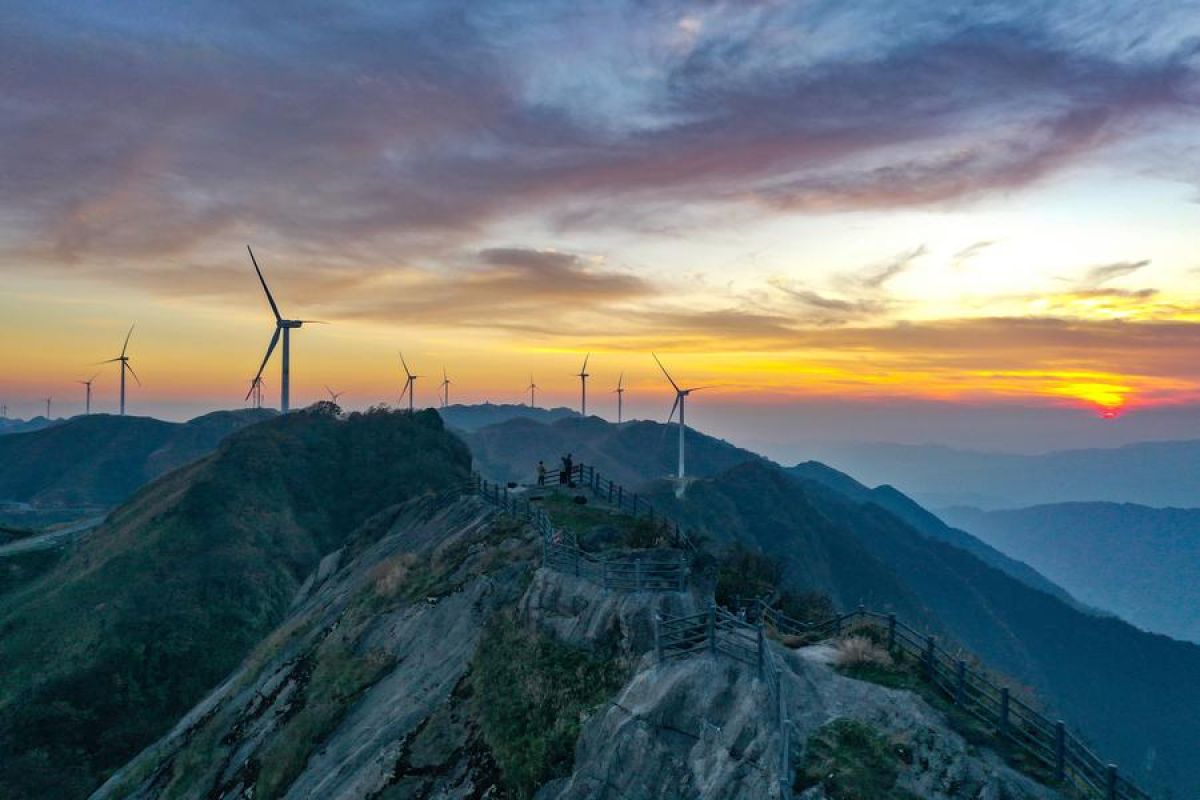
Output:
[
  {"left": 808, "top": 439, "right": 1200, "bottom": 509},
  {"left": 941, "top": 502, "right": 1200, "bottom": 645},
  {"left": 438, "top": 403, "right": 578, "bottom": 432},
  {"left": 0, "top": 416, "right": 59, "bottom": 436},
  {"left": 0, "top": 409, "right": 274, "bottom": 508}
]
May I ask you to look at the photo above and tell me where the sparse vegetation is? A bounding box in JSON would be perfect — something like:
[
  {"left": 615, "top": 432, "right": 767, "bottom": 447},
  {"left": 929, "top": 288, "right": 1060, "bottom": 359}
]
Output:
[
  {"left": 835, "top": 635, "right": 894, "bottom": 669},
  {"left": 796, "top": 718, "right": 919, "bottom": 799},
  {"left": 471, "top": 615, "right": 628, "bottom": 799}
]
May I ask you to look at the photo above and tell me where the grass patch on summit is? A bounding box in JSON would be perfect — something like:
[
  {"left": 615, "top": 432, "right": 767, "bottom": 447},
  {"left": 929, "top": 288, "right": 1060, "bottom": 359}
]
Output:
[
  {"left": 796, "top": 718, "right": 920, "bottom": 800},
  {"left": 471, "top": 616, "right": 628, "bottom": 799}
]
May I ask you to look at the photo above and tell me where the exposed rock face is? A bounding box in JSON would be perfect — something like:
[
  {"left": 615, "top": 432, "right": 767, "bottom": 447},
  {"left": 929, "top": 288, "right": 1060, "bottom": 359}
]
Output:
[
  {"left": 95, "top": 493, "right": 1062, "bottom": 800},
  {"left": 93, "top": 496, "right": 528, "bottom": 800}
]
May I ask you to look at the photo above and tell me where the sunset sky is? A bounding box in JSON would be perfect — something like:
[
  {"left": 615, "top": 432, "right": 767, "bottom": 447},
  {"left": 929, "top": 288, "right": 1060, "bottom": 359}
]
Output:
[{"left": 4, "top": 1, "right": 1200, "bottom": 455}]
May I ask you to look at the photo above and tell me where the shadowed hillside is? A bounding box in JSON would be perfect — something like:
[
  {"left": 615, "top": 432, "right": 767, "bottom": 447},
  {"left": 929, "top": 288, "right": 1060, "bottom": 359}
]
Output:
[
  {"left": 0, "top": 406, "right": 470, "bottom": 800},
  {"left": 0, "top": 409, "right": 275, "bottom": 508},
  {"left": 438, "top": 402, "right": 578, "bottom": 432},
  {"left": 466, "top": 415, "right": 762, "bottom": 487}
]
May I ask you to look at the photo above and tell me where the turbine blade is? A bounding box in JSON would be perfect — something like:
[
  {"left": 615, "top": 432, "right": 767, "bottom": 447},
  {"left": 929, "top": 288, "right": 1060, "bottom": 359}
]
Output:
[
  {"left": 248, "top": 246, "right": 283, "bottom": 322},
  {"left": 246, "top": 327, "right": 282, "bottom": 399},
  {"left": 617, "top": 371, "right": 624, "bottom": 390},
  {"left": 652, "top": 353, "right": 681, "bottom": 392},
  {"left": 399, "top": 352, "right": 413, "bottom": 378},
  {"left": 666, "top": 394, "right": 680, "bottom": 426},
  {"left": 581, "top": 352, "right": 590, "bottom": 373},
  {"left": 296, "top": 320, "right": 328, "bottom": 324},
  {"left": 121, "top": 324, "right": 135, "bottom": 358},
  {"left": 125, "top": 361, "right": 143, "bottom": 387}
]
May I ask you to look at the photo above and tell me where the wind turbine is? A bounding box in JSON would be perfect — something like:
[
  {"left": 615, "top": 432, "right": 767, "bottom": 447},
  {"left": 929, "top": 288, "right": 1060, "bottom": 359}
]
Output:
[
  {"left": 246, "top": 246, "right": 325, "bottom": 413},
  {"left": 575, "top": 353, "right": 590, "bottom": 416},
  {"left": 613, "top": 372, "right": 625, "bottom": 423},
  {"left": 43, "top": 397, "right": 52, "bottom": 419},
  {"left": 78, "top": 373, "right": 98, "bottom": 415},
  {"left": 439, "top": 367, "right": 451, "bottom": 408},
  {"left": 101, "top": 325, "right": 140, "bottom": 416},
  {"left": 527, "top": 375, "right": 538, "bottom": 408},
  {"left": 653, "top": 354, "right": 713, "bottom": 481},
  {"left": 248, "top": 376, "right": 265, "bottom": 409},
  {"left": 325, "top": 385, "right": 344, "bottom": 404},
  {"left": 399, "top": 352, "right": 421, "bottom": 413}
]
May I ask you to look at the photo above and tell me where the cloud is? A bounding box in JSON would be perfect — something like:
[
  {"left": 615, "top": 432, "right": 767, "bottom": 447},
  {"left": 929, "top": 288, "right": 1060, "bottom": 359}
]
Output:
[
  {"left": 1081, "top": 259, "right": 1152, "bottom": 286},
  {"left": 952, "top": 240, "right": 995, "bottom": 269},
  {"left": 1, "top": 1, "right": 1197, "bottom": 275}
]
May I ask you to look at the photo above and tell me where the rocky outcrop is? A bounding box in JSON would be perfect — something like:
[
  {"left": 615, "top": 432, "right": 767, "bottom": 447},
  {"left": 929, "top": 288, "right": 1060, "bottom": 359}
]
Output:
[{"left": 95, "top": 492, "right": 1062, "bottom": 800}]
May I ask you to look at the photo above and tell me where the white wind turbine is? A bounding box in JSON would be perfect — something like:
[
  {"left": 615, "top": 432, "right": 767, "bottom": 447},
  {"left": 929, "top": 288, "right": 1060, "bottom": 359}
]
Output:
[
  {"left": 653, "top": 354, "right": 713, "bottom": 481},
  {"left": 100, "top": 324, "right": 140, "bottom": 416},
  {"left": 246, "top": 246, "right": 325, "bottom": 413},
  {"left": 439, "top": 367, "right": 451, "bottom": 408},
  {"left": 527, "top": 375, "right": 538, "bottom": 408},
  {"left": 247, "top": 376, "right": 265, "bottom": 409},
  {"left": 613, "top": 371, "right": 625, "bottom": 423},
  {"left": 78, "top": 373, "right": 98, "bottom": 415},
  {"left": 574, "top": 353, "right": 590, "bottom": 416},
  {"left": 399, "top": 352, "right": 421, "bottom": 413}
]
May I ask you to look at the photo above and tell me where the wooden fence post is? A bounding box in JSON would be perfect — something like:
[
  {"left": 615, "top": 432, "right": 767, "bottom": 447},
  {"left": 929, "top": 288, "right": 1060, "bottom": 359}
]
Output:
[
  {"left": 778, "top": 673, "right": 789, "bottom": 790},
  {"left": 632, "top": 493, "right": 639, "bottom": 516},
  {"left": 955, "top": 660, "right": 966, "bottom": 706},
  {"left": 1106, "top": 765, "right": 1118, "bottom": 800},
  {"left": 707, "top": 603, "right": 716, "bottom": 654},
  {"left": 887, "top": 613, "right": 896, "bottom": 651},
  {"left": 654, "top": 613, "right": 663, "bottom": 663},
  {"left": 677, "top": 551, "right": 687, "bottom": 592},
  {"left": 1054, "top": 721, "right": 1066, "bottom": 782},
  {"left": 608, "top": 482, "right": 613, "bottom": 503},
  {"left": 999, "top": 688, "right": 1010, "bottom": 736},
  {"left": 574, "top": 548, "right": 581, "bottom": 578},
  {"left": 634, "top": 559, "right": 642, "bottom": 590},
  {"left": 924, "top": 636, "right": 935, "bottom": 678}
]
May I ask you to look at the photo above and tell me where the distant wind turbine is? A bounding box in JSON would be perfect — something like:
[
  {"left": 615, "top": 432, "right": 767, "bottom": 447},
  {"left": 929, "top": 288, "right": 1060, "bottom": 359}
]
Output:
[
  {"left": 100, "top": 325, "right": 140, "bottom": 416},
  {"left": 325, "top": 385, "right": 344, "bottom": 404},
  {"left": 399, "top": 352, "right": 421, "bottom": 413},
  {"left": 439, "top": 367, "right": 451, "bottom": 408},
  {"left": 527, "top": 375, "right": 538, "bottom": 408},
  {"left": 653, "top": 354, "right": 713, "bottom": 480},
  {"left": 575, "top": 353, "right": 590, "bottom": 416},
  {"left": 246, "top": 246, "right": 325, "bottom": 413},
  {"left": 613, "top": 371, "right": 625, "bottom": 423},
  {"left": 0, "top": 402, "right": 6, "bottom": 418},
  {"left": 43, "top": 397, "right": 52, "bottom": 419},
  {"left": 78, "top": 373, "right": 98, "bottom": 415}
]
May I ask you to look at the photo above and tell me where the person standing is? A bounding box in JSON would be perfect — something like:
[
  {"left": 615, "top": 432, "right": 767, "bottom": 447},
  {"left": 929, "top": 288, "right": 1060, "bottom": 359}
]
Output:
[{"left": 537, "top": 460, "right": 547, "bottom": 486}]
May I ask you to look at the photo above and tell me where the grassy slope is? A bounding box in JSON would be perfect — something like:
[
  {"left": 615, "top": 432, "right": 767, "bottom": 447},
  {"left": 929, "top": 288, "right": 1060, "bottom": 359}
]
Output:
[{"left": 0, "top": 407, "right": 470, "bottom": 800}]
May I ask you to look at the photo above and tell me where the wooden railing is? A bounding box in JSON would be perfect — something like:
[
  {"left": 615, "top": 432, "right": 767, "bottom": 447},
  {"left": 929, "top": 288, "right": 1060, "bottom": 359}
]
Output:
[
  {"left": 471, "top": 471, "right": 689, "bottom": 592},
  {"left": 468, "top": 465, "right": 1150, "bottom": 800},
  {"left": 755, "top": 602, "right": 1150, "bottom": 800}
]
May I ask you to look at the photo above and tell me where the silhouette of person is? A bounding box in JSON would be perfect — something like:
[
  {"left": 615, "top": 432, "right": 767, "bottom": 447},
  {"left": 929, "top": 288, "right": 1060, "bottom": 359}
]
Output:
[{"left": 537, "top": 460, "right": 547, "bottom": 486}]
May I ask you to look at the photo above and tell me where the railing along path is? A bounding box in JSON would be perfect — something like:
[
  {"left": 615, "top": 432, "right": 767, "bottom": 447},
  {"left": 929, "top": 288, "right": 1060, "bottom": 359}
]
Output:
[{"left": 469, "top": 462, "right": 1150, "bottom": 800}]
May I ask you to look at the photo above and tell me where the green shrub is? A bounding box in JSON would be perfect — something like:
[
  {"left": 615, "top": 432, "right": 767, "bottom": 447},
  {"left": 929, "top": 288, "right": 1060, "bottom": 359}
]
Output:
[
  {"left": 471, "top": 616, "right": 627, "bottom": 798},
  {"left": 796, "top": 718, "right": 919, "bottom": 799}
]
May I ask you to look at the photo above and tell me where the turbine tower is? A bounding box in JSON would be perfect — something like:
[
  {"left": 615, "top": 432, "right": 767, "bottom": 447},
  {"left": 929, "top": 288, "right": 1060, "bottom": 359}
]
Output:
[
  {"left": 399, "top": 352, "right": 421, "bottom": 413},
  {"left": 613, "top": 372, "right": 625, "bottom": 423},
  {"left": 247, "top": 246, "right": 324, "bottom": 413},
  {"left": 653, "top": 354, "right": 712, "bottom": 480},
  {"left": 101, "top": 325, "right": 140, "bottom": 415},
  {"left": 78, "top": 373, "right": 98, "bottom": 415},
  {"left": 527, "top": 375, "right": 538, "bottom": 408},
  {"left": 439, "top": 367, "right": 451, "bottom": 408},
  {"left": 44, "top": 397, "right": 52, "bottom": 419},
  {"left": 575, "top": 353, "right": 590, "bottom": 416}
]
